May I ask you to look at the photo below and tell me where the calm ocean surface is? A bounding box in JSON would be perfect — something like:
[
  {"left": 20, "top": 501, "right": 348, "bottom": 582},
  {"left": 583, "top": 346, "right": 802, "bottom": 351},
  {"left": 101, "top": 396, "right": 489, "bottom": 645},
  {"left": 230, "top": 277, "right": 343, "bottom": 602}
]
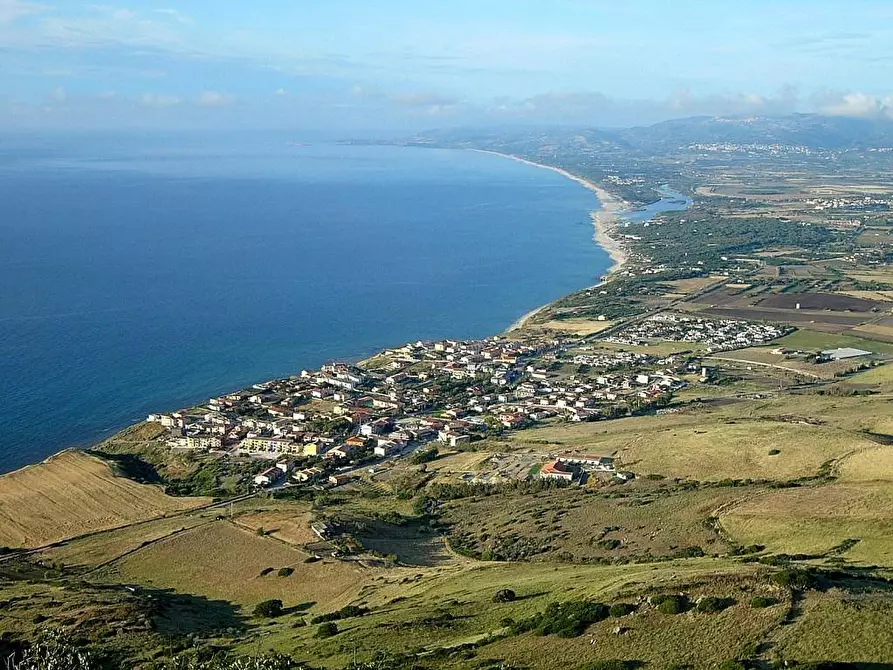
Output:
[{"left": 0, "top": 135, "right": 611, "bottom": 473}]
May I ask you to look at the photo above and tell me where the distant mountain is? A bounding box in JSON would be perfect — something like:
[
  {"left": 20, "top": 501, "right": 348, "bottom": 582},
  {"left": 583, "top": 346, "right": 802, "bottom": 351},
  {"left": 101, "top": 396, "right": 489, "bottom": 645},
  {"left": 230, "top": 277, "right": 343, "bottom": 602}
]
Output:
[
  {"left": 615, "top": 113, "right": 893, "bottom": 150},
  {"left": 410, "top": 114, "right": 893, "bottom": 153}
]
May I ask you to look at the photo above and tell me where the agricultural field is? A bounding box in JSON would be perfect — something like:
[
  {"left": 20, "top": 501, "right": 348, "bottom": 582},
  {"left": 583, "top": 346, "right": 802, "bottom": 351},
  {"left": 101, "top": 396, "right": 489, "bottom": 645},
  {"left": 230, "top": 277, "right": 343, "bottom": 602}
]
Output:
[
  {"left": 0, "top": 450, "right": 208, "bottom": 549},
  {"left": 773, "top": 328, "right": 893, "bottom": 355},
  {"left": 757, "top": 292, "right": 883, "bottom": 312},
  {"left": 532, "top": 318, "right": 615, "bottom": 336}
]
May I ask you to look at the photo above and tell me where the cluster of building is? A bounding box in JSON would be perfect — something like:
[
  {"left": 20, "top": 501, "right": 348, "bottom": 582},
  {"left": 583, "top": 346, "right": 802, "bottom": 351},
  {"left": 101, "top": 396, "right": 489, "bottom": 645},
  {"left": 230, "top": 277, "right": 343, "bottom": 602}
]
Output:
[
  {"left": 605, "top": 314, "right": 788, "bottom": 352},
  {"left": 686, "top": 143, "right": 814, "bottom": 155},
  {"left": 539, "top": 453, "right": 633, "bottom": 484},
  {"left": 146, "top": 331, "right": 697, "bottom": 488},
  {"left": 807, "top": 195, "right": 890, "bottom": 212}
]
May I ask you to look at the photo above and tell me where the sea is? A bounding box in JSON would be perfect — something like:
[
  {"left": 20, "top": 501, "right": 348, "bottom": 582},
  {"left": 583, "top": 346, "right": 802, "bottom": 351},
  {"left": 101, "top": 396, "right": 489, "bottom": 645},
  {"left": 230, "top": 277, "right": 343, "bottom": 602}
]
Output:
[{"left": 0, "top": 134, "right": 615, "bottom": 473}]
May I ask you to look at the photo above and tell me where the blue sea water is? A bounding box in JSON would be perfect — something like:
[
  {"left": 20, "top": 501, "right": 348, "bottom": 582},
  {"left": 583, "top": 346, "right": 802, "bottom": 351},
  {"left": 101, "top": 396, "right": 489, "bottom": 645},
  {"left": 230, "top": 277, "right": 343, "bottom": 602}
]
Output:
[{"left": 0, "top": 135, "right": 611, "bottom": 473}]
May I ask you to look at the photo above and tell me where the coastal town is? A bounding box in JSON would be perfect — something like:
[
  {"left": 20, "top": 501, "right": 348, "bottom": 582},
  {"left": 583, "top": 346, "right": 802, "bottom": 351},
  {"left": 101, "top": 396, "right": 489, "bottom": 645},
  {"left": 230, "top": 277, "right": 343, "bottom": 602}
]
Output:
[
  {"left": 145, "top": 306, "right": 804, "bottom": 491},
  {"left": 146, "top": 329, "right": 693, "bottom": 488}
]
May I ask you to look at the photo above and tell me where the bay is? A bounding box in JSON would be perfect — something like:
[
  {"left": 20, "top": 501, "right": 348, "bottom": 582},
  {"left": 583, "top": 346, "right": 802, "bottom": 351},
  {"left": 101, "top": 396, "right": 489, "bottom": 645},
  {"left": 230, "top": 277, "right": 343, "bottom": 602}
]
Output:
[{"left": 0, "top": 136, "right": 610, "bottom": 472}]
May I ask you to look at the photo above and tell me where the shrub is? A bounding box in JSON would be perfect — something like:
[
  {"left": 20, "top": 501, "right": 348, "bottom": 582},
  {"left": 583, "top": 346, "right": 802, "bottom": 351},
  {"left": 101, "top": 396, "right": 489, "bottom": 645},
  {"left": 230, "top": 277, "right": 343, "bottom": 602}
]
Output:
[
  {"left": 580, "top": 662, "right": 642, "bottom": 670},
  {"left": 310, "top": 604, "right": 370, "bottom": 624},
  {"left": 314, "top": 622, "right": 338, "bottom": 639},
  {"left": 652, "top": 594, "right": 688, "bottom": 614},
  {"left": 596, "top": 539, "right": 622, "bottom": 550},
  {"left": 719, "top": 661, "right": 746, "bottom": 670},
  {"left": 277, "top": 567, "right": 294, "bottom": 577},
  {"left": 609, "top": 603, "right": 636, "bottom": 617},
  {"left": 493, "top": 589, "right": 517, "bottom": 603},
  {"left": 772, "top": 568, "right": 817, "bottom": 589},
  {"left": 411, "top": 445, "right": 439, "bottom": 465},
  {"left": 750, "top": 596, "right": 778, "bottom": 608},
  {"left": 253, "top": 599, "right": 284, "bottom": 618},
  {"left": 259, "top": 567, "right": 274, "bottom": 576},
  {"left": 768, "top": 449, "right": 781, "bottom": 455},
  {"left": 511, "top": 599, "right": 609, "bottom": 638},
  {"left": 695, "top": 596, "right": 734, "bottom": 613}
]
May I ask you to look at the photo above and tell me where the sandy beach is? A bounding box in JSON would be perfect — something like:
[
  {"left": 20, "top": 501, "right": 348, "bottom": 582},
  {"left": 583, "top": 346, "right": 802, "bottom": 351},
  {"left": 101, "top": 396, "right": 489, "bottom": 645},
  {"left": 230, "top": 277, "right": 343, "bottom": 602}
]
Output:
[{"left": 476, "top": 150, "right": 633, "bottom": 331}]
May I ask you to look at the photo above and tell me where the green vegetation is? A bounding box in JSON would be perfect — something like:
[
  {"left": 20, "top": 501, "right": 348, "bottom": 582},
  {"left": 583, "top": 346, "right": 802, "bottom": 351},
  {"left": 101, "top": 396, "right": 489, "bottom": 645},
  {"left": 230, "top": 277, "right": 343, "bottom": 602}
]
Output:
[{"left": 253, "top": 599, "right": 284, "bottom": 618}]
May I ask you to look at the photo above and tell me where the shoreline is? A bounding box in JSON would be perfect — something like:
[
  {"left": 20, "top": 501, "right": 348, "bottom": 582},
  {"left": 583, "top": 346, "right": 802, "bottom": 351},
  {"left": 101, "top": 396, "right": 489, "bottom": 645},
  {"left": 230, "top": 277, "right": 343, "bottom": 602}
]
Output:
[
  {"left": 0, "top": 149, "right": 634, "bottom": 476},
  {"left": 474, "top": 150, "right": 633, "bottom": 331}
]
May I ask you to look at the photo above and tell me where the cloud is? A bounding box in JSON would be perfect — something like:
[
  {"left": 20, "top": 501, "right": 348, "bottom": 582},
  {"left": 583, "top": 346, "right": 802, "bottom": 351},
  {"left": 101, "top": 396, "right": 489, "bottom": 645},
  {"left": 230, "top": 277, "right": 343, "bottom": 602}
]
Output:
[
  {"left": 820, "top": 92, "right": 893, "bottom": 120},
  {"left": 197, "top": 90, "right": 233, "bottom": 107},
  {"left": 390, "top": 91, "right": 457, "bottom": 108},
  {"left": 153, "top": 9, "right": 194, "bottom": 25},
  {"left": 0, "top": 0, "right": 42, "bottom": 24},
  {"left": 35, "top": 5, "right": 184, "bottom": 49},
  {"left": 139, "top": 92, "right": 180, "bottom": 108},
  {"left": 51, "top": 86, "right": 66, "bottom": 101}
]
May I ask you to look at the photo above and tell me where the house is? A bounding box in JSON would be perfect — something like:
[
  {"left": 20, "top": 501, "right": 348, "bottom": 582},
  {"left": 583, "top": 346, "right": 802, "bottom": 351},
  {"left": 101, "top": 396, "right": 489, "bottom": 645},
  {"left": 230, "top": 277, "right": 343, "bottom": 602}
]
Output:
[
  {"left": 539, "top": 461, "right": 575, "bottom": 482},
  {"left": 293, "top": 466, "right": 324, "bottom": 483},
  {"left": 183, "top": 435, "right": 222, "bottom": 450},
  {"left": 240, "top": 436, "right": 299, "bottom": 455},
  {"left": 254, "top": 467, "right": 282, "bottom": 487},
  {"left": 345, "top": 435, "right": 367, "bottom": 448},
  {"left": 326, "top": 444, "right": 356, "bottom": 460},
  {"left": 557, "top": 453, "right": 614, "bottom": 470},
  {"left": 303, "top": 442, "right": 324, "bottom": 457},
  {"left": 374, "top": 442, "right": 400, "bottom": 457},
  {"left": 328, "top": 473, "right": 352, "bottom": 487},
  {"left": 821, "top": 347, "right": 873, "bottom": 361}
]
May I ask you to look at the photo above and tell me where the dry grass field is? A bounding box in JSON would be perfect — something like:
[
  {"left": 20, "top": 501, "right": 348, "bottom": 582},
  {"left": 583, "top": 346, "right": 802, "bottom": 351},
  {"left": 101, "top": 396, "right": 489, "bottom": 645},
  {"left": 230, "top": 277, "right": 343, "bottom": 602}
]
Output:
[
  {"left": 0, "top": 450, "right": 208, "bottom": 549},
  {"left": 232, "top": 505, "right": 317, "bottom": 547},
  {"left": 107, "top": 521, "right": 369, "bottom": 609},
  {"left": 529, "top": 318, "right": 615, "bottom": 335},
  {"left": 38, "top": 514, "right": 214, "bottom": 568}
]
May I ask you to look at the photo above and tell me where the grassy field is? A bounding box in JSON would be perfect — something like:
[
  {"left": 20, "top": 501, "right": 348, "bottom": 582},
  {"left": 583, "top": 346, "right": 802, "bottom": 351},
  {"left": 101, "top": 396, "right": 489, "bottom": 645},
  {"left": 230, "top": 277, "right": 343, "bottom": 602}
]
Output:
[
  {"left": 440, "top": 483, "right": 745, "bottom": 562},
  {"left": 104, "top": 520, "right": 370, "bottom": 610},
  {"left": 0, "top": 450, "right": 208, "bottom": 549},
  {"left": 771, "top": 589, "right": 893, "bottom": 662},
  {"left": 719, "top": 482, "right": 893, "bottom": 566},
  {"left": 511, "top": 408, "right": 873, "bottom": 482}
]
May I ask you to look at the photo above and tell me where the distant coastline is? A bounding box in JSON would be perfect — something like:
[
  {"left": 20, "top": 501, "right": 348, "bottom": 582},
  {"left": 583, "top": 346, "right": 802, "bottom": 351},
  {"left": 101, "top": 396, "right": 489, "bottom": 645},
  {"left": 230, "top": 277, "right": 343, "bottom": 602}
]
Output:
[{"left": 473, "top": 150, "right": 632, "bottom": 331}]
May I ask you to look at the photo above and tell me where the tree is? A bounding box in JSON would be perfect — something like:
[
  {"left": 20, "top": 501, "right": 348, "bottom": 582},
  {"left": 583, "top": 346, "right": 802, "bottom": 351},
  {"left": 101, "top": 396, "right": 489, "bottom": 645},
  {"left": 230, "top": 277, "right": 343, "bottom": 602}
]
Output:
[{"left": 253, "top": 599, "right": 284, "bottom": 618}]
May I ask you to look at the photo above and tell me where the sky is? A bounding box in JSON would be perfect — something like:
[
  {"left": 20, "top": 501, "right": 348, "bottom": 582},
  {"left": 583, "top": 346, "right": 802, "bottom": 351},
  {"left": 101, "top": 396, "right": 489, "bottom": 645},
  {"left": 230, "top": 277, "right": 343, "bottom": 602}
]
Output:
[{"left": 2, "top": 0, "right": 893, "bottom": 132}]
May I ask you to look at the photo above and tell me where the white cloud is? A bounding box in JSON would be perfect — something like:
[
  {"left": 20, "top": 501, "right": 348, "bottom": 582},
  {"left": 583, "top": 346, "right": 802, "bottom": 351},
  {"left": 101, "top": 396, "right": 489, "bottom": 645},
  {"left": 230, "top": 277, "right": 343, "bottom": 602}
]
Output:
[
  {"left": 139, "top": 93, "right": 180, "bottom": 108},
  {"left": 821, "top": 92, "right": 893, "bottom": 119},
  {"left": 51, "top": 86, "right": 66, "bottom": 101},
  {"left": 197, "top": 90, "right": 233, "bottom": 107},
  {"left": 274, "top": 88, "right": 287, "bottom": 96}
]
